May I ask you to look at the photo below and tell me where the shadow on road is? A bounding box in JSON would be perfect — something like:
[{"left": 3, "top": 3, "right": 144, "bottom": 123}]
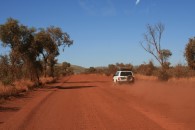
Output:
[
  {"left": 0, "top": 106, "right": 20, "bottom": 112},
  {"left": 54, "top": 85, "right": 96, "bottom": 90},
  {"left": 63, "top": 81, "right": 109, "bottom": 84}
]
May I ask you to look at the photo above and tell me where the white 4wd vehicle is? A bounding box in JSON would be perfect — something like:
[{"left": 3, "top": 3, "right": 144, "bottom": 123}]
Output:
[{"left": 113, "top": 70, "right": 134, "bottom": 84}]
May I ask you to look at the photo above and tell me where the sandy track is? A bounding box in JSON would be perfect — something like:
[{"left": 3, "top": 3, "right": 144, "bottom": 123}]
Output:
[{"left": 0, "top": 74, "right": 194, "bottom": 130}]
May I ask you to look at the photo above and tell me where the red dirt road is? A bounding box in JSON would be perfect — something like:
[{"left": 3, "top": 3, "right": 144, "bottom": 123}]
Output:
[{"left": 0, "top": 74, "right": 194, "bottom": 130}]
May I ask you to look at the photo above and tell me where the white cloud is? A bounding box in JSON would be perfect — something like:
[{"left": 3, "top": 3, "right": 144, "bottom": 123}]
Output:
[
  {"left": 78, "top": 0, "right": 96, "bottom": 15},
  {"left": 135, "top": 0, "right": 141, "bottom": 5},
  {"left": 78, "top": 0, "right": 116, "bottom": 16}
]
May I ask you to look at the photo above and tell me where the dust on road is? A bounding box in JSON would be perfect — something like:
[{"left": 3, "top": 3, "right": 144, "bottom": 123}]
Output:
[{"left": 0, "top": 74, "right": 194, "bottom": 130}]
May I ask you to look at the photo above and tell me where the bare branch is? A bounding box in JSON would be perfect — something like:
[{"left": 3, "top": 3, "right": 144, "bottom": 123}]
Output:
[
  {"left": 140, "top": 42, "right": 162, "bottom": 65},
  {"left": 156, "top": 23, "right": 164, "bottom": 52},
  {"left": 140, "top": 23, "right": 171, "bottom": 68}
]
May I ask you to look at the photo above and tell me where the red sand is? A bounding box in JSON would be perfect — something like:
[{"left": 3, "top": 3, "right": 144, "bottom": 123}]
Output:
[{"left": 0, "top": 74, "right": 194, "bottom": 130}]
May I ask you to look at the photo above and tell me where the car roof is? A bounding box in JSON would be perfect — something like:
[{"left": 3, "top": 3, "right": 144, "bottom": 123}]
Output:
[
  {"left": 117, "top": 70, "right": 133, "bottom": 72},
  {"left": 117, "top": 67, "right": 132, "bottom": 71}
]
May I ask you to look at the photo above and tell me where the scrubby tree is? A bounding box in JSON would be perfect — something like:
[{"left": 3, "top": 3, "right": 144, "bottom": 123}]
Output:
[
  {"left": 35, "top": 29, "right": 54, "bottom": 77},
  {"left": 0, "top": 18, "right": 41, "bottom": 83},
  {"left": 85, "top": 67, "right": 96, "bottom": 73},
  {"left": 35, "top": 27, "right": 73, "bottom": 77},
  {"left": 141, "top": 23, "right": 172, "bottom": 80},
  {"left": 0, "top": 18, "right": 21, "bottom": 74},
  {"left": 46, "top": 26, "right": 73, "bottom": 77},
  {"left": 185, "top": 37, "right": 195, "bottom": 70},
  {"left": 0, "top": 55, "right": 12, "bottom": 85},
  {"left": 0, "top": 18, "right": 73, "bottom": 85},
  {"left": 141, "top": 23, "right": 172, "bottom": 69},
  {"left": 59, "top": 62, "right": 73, "bottom": 76}
]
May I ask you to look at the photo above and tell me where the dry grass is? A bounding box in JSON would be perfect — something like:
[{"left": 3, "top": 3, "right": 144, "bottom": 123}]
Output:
[
  {"left": 1, "top": 74, "right": 195, "bottom": 100},
  {"left": 13, "top": 79, "right": 34, "bottom": 91},
  {"left": 40, "top": 77, "right": 56, "bottom": 85},
  {"left": 0, "top": 77, "right": 57, "bottom": 99},
  {"left": 0, "top": 83, "right": 14, "bottom": 97},
  {"left": 0, "top": 80, "right": 35, "bottom": 99},
  {"left": 168, "top": 77, "right": 195, "bottom": 83},
  {"left": 135, "top": 74, "right": 195, "bottom": 83},
  {"left": 135, "top": 74, "right": 158, "bottom": 81}
]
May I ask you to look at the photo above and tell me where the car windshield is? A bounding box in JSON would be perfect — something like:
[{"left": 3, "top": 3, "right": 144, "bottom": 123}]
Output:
[{"left": 121, "top": 72, "right": 132, "bottom": 76}]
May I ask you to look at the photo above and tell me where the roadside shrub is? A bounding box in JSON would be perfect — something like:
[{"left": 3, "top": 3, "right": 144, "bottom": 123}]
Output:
[
  {"left": 185, "top": 37, "right": 195, "bottom": 70},
  {"left": 136, "top": 61, "right": 156, "bottom": 76},
  {"left": 85, "top": 67, "right": 97, "bottom": 74},
  {"left": 187, "top": 69, "right": 195, "bottom": 77},
  {"left": 1, "top": 77, "right": 13, "bottom": 86},
  {"left": 107, "top": 64, "right": 118, "bottom": 76},
  {"left": 167, "top": 64, "right": 195, "bottom": 78},
  {"left": 157, "top": 69, "right": 170, "bottom": 81},
  {"left": 169, "top": 64, "right": 188, "bottom": 78},
  {"left": 40, "top": 77, "right": 57, "bottom": 85},
  {"left": 54, "top": 62, "right": 74, "bottom": 77},
  {"left": 0, "top": 55, "right": 14, "bottom": 85}
]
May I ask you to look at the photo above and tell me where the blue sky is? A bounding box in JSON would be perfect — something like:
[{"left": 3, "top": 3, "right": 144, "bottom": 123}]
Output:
[{"left": 0, "top": 0, "right": 195, "bottom": 67}]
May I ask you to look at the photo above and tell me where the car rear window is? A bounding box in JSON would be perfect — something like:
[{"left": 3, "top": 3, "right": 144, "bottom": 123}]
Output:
[
  {"left": 121, "top": 72, "right": 132, "bottom": 76},
  {"left": 114, "top": 72, "right": 119, "bottom": 76}
]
